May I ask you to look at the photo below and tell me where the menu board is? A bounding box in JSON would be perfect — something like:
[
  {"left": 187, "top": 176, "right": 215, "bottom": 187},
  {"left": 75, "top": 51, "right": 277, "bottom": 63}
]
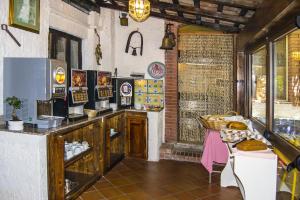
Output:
[
  {"left": 97, "top": 71, "right": 112, "bottom": 87},
  {"left": 71, "top": 69, "right": 87, "bottom": 87}
]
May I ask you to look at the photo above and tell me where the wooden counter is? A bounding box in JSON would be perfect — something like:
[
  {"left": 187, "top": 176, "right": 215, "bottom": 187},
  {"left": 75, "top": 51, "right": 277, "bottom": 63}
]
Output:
[{"left": 0, "top": 108, "right": 157, "bottom": 200}]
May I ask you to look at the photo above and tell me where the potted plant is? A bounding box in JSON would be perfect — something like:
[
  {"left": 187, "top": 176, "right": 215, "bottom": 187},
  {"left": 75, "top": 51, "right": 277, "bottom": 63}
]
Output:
[{"left": 5, "top": 96, "right": 23, "bottom": 131}]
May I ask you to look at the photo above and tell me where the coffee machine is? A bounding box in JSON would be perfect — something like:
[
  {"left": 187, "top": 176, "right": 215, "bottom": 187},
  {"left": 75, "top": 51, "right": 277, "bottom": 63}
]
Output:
[
  {"left": 68, "top": 69, "right": 89, "bottom": 120},
  {"left": 85, "top": 70, "right": 113, "bottom": 113},
  {"left": 110, "top": 78, "right": 134, "bottom": 108},
  {"left": 3, "top": 58, "right": 68, "bottom": 124}
]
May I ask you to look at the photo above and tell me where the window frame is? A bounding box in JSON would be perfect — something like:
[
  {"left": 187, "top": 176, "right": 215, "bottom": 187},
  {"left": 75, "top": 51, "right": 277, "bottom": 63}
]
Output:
[
  {"left": 246, "top": 27, "right": 300, "bottom": 160},
  {"left": 48, "top": 28, "right": 82, "bottom": 70},
  {"left": 248, "top": 45, "right": 268, "bottom": 130}
]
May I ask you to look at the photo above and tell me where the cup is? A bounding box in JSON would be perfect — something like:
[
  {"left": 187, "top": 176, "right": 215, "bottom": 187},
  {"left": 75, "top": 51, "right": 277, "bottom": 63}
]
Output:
[
  {"left": 66, "top": 150, "right": 73, "bottom": 160},
  {"left": 255, "top": 134, "right": 263, "bottom": 140},
  {"left": 73, "top": 146, "right": 82, "bottom": 155},
  {"left": 65, "top": 143, "right": 72, "bottom": 151},
  {"left": 110, "top": 128, "right": 115, "bottom": 135},
  {"left": 82, "top": 141, "right": 89, "bottom": 150}
]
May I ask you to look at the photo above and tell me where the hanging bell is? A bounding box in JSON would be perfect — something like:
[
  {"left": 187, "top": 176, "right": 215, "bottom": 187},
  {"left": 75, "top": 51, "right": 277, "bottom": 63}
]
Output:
[
  {"left": 168, "top": 32, "right": 176, "bottom": 47},
  {"left": 132, "top": 48, "right": 137, "bottom": 56},
  {"left": 160, "top": 34, "right": 175, "bottom": 50}
]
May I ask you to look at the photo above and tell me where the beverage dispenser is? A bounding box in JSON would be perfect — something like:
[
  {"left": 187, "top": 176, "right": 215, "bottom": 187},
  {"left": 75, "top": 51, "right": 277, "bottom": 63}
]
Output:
[
  {"left": 68, "top": 69, "right": 89, "bottom": 120},
  {"left": 3, "top": 58, "right": 68, "bottom": 124},
  {"left": 110, "top": 78, "right": 134, "bottom": 108},
  {"left": 85, "top": 70, "right": 113, "bottom": 112}
]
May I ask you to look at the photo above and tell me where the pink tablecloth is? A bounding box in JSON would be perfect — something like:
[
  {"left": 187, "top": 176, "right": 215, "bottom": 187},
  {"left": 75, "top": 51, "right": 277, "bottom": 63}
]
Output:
[{"left": 201, "top": 129, "right": 229, "bottom": 173}]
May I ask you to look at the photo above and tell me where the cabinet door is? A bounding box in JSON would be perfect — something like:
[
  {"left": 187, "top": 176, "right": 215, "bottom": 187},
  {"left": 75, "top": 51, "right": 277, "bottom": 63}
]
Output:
[{"left": 127, "top": 117, "right": 147, "bottom": 159}]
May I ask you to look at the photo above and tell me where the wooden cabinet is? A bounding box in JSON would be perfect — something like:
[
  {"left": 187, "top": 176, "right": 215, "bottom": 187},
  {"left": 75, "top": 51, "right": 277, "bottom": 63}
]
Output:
[
  {"left": 104, "top": 112, "right": 125, "bottom": 171},
  {"left": 126, "top": 112, "right": 148, "bottom": 159},
  {"left": 48, "top": 121, "right": 104, "bottom": 200}
]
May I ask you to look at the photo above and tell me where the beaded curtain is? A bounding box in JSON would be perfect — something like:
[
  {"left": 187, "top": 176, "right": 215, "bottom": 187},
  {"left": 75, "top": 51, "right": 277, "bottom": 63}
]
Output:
[{"left": 178, "top": 34, "right": 234, "bottom": 144}]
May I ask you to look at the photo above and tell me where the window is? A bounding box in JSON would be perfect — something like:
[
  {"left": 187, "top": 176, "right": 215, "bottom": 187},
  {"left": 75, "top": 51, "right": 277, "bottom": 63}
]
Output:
[
  {"left": 251, "top": 47, "right": 267, "bottom": 124},
  {"left": 48, "top": 29, "right": 82, "bottom": 70},
  {"left": 273, "top": 30, "right": 300, "bottom": 148}
]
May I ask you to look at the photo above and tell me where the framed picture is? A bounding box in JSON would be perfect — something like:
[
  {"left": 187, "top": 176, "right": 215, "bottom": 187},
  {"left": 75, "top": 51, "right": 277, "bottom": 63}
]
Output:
[{"left": 9, "top": 0, "right": 40, "bottom": 33}]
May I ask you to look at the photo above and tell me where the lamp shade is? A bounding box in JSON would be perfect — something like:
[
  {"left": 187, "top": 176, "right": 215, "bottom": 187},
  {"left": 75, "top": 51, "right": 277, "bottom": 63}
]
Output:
[{"left": 129, "top": 0, "right": 150, "bottom": 22}]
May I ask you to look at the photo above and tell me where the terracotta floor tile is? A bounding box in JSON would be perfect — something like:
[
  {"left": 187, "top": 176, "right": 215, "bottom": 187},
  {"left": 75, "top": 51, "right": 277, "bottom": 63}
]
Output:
[
  {"left": 98, "top": 187, "right": 123, "bottom": 198},
  {"left": 174, "top": 191, "right": 199, "bottom": 200},
  {"left": 118, "top": 184, "right": 142, "bottom": 194},
  {"left": 127, "top": 191, "right": 152, "bottom": 200},
  {"left": 108, "top": 195, "right": 132, "bottom": 200},
  {"left": 109, "top": 177, "right": 132, "bottom": 186},
  {"left": 81, "top": 190, "right": 105, "bottom": 200},
  {"left": 79, "top": 159, "right": 242, "bottom": 200},
  {"left": 94, "top": 180, "right": 114, "bottom": 190}
]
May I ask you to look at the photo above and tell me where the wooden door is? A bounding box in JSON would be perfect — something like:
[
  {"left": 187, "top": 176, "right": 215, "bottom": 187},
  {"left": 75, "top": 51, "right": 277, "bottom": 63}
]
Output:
[{"left": 127, "top": 116, "right": 147, "bottom": 159}]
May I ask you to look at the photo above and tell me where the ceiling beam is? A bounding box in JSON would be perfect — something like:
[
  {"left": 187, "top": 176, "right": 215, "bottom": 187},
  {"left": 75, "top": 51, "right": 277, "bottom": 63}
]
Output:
[
  {"left": 96, "top": 2, "right": 240, "bottom": 32},
  {"left": 234, "top": 8, "right": 248, "bottom": 28},
  {"left": 193, "top": 0, "right": 201, "bottom": 23},
  {"left": 200, "top": 0, "right": 256, "bottom": 11},
  {"left": 114, "top": 0, "right": 248, "bottom": 24},
  {"left": 172, "top": 0, "right": 184, "bottom": 17}
]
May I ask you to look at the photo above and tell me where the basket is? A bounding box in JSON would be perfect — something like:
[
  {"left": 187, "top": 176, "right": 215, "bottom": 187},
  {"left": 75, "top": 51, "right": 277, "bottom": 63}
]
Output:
[{"left": 198, "top": 111, "right": 238, "bottom": 130}]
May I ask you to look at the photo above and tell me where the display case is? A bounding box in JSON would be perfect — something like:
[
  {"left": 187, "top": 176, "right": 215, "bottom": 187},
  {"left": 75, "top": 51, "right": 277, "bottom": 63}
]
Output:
[
  {"left": 48, "top": 121, "right": 104, "bottom": 200},
  {"left": 104, "top": 113, "right": 125, "bottom": 171}
]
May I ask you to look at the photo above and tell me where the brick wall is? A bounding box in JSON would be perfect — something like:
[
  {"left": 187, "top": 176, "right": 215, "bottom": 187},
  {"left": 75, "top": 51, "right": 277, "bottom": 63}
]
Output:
[{"left": 165, "top": 22, "right": 179, "bottom": 142}]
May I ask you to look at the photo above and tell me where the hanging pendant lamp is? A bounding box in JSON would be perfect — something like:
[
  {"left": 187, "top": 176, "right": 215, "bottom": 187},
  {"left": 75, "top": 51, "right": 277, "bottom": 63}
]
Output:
[{"left": 128, "top": 0, "right": 150, "bottom": 22}]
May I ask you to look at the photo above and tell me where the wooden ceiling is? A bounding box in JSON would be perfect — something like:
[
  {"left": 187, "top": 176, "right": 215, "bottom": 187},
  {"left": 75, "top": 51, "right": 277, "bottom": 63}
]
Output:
[{"left": 63, "top": 0, "right": 264, "bottom": 33}]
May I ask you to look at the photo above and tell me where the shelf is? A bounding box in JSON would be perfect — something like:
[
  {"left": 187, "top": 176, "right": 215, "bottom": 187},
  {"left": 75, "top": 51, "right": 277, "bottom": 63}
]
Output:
[
  {"left": 109, "top": 153, "right": 125, "bottom": 171},
  {"left": 110, "top": 132, "right": 123, "bottom": 140},
  {"left": 64, "top": 147, "right": 93, "bottom": 168},
  {"left": 65, "top": 171, "right": 99, "bottom": 200}
]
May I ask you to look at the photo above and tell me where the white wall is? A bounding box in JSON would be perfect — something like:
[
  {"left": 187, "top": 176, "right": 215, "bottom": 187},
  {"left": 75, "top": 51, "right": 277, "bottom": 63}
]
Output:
[
  {"left": 0, "top": 0, "right": 50, "bottom": 115},
  {"left": 0, "top": 3, "right": 166, "bottom": 144},
  {"left": 111, "top": 11, "right": 165, "bottom": 78}
]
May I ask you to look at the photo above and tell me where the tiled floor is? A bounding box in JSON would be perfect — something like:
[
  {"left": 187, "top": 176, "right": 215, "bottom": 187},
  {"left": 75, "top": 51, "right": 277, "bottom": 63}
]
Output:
[{"left": 76, "top": 158, "right": 242, "bottom": 200}]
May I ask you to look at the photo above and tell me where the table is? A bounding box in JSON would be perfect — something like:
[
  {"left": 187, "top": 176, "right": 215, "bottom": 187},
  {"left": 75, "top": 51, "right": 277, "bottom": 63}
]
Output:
[
  {"left": 201, "top": 129, "right": 229, "bottom": 173},
  {"left": 201, "top": 129, "right": 278, "bottom": 200}
]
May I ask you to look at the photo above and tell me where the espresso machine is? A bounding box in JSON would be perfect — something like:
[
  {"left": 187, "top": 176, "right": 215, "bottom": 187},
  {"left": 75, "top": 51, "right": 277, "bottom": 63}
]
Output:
[
  {"left": 3, "top": 58, "right": 68, "bottom": 124},
  {"left": 68, "top": 69, "right": 89, "bottom": 120},
  {"left": 85, "top": 70, "right": 113, "bottom": 113},
  {"left": 110, "top": 78, "right": 134, "bottom": 108}
]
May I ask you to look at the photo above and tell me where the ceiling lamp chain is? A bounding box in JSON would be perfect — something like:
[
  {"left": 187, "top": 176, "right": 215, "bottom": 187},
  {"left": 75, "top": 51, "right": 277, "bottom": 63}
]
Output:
[{"left": 128, "top": 0, "right": 151, "bottom": 22}]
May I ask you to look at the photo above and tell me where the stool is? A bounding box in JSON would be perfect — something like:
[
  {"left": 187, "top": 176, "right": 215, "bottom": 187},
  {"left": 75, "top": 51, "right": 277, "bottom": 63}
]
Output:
[{"left": 209, "top": 162, "right": 226, "bottom": 184}]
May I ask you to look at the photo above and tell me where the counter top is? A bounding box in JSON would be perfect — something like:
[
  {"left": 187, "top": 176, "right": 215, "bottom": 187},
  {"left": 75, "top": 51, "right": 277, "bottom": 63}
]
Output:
[{"left": 0, "top": 108, "right": 162, "bottom": 136}]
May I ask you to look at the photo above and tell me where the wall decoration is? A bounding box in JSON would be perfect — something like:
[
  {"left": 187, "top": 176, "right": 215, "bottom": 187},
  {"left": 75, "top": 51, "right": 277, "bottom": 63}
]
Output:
[
  {"left": 134, "top": 79, "right": 164, "bottom": 108},
  {"left": 94, "top": 29, "right": 102, "bottom": 65},
  {"left": 125, "top": 30, "right": 143, "bottom": 56},
  {"left": 148, "top": 62, "right": 166, "bottom": 79},
  {"left": 9, "top": 0, "right": 40, "bottom": 33}
]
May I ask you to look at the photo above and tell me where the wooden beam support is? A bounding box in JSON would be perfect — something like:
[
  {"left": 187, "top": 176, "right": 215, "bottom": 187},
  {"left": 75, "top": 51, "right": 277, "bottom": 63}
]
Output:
[
  {"left": 193, "top": 0, "right": 201, "bottom": 23},
  {"left": 114, "top": 0, "right": 248, "bottom": 24},
  {"left": 96, "top": 2, "right": 240, "bottom": 32},
  {"left": 172, "top": 0, "right": 184, "bottom": 17},
  {"left": 234, "top": 8, "right": 248, "bottom": 28},
  {"left": 200, "top": 0, "right": 256, "bottom": 11},
  {"left": 217, "top": 4, "right": 223, "bottom": 12}
]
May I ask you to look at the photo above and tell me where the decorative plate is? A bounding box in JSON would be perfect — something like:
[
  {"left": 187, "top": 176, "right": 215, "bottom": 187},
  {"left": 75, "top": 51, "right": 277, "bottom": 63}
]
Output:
[
  {"left": 148, "top": 62, "right": 166, "bottom": 79},
  {"left": 120, "top": 82, "right": 133, "bottom": 96}
]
